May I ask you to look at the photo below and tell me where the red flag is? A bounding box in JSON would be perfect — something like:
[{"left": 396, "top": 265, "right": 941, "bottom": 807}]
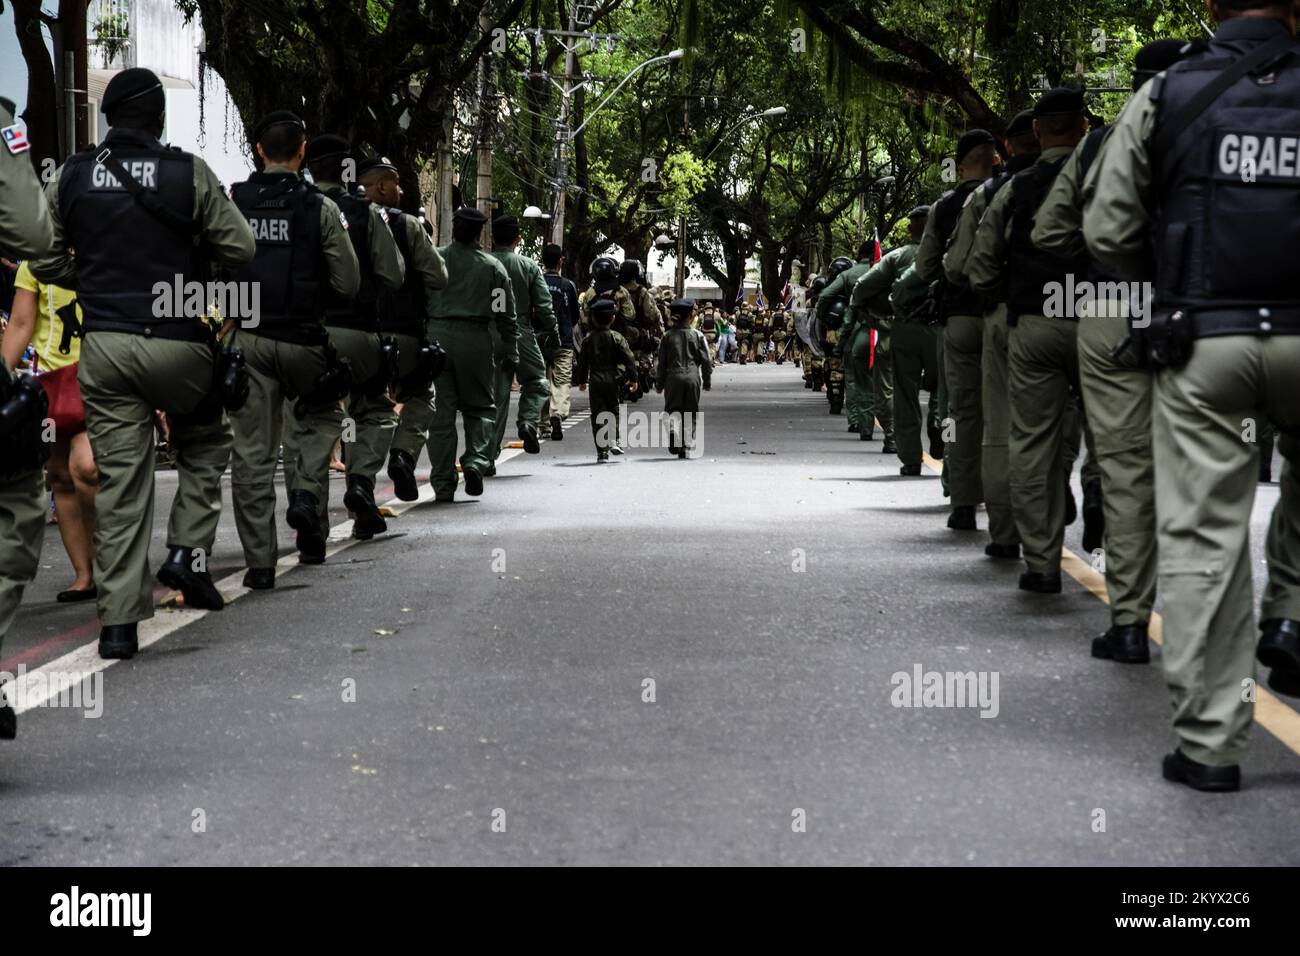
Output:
[{"left": 872, "top": 226, "right": 882, "bottom": 264}]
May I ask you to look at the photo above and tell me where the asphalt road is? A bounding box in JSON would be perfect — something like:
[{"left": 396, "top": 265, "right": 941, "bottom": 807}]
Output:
[{"left": 2, "top": 362, "right": 1297, "bottom": 865}]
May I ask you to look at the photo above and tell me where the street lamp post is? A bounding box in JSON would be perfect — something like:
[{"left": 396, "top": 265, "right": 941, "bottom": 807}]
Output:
[
  {"left": 675, "top": 106, "right": 786, "bottom": 299},
  {"left": 549, "top": 47, "right": 684, "bottom": 246}
]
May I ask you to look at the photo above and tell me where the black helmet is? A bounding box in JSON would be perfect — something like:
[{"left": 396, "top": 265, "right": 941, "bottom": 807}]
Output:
[
  {"left": 822, "top": 296, "right": 848, "bottom": 331},
  {"left": 808, "top": 275, "right": 829, "bottom": 305},
  {"left": 618, "top": 259, "right": 645, "bottom": 284},
  {"left": 826, "top": 256, "right": 854, "bottom": 281},
  {"left": 590, "top": 256, "right": 620, "bottom": 294}
]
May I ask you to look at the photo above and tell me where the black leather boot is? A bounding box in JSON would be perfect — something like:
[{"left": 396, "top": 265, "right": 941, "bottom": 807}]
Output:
[
  {"left": 519, "top": 424, "right": 541, "bottom": 454},
  {"left": 99, "top": 622, "right": 139, "bottom": 660},
  {"left": 286, "top": 490, "right": 326, "bottom": 563},
  {"left": 1091, "top": 622, "right": 1150, "bottom": 664},
  {"left": 243, "top": 568, "right": 275, "bottom": 590},
  {"left": 156, "top": 546, "right": 224, "bottom": 611},
  {"left": 550, "top": 416, "right": 564, "bottom": 441},
  {"left": 1258, "top": 618, "right": 1300, "bottom": 675},
  {"left": 1162, "top": 749, "right": 1240, "bottom": 793},
  {"left": 1018, "top": 571, "right": 1062, "bottom": 594},
  {"left": 0, "top": 684, "right": 15, "bottom": 740},
  {"left": 947, "top": 505, "right": 977, "bottom": 531},
  {"left": 1082, "top": 479, "right": 1105, "bottom": 553},
  {"left": 344, "top": 475, "right": 387, "bottom": 540},
  {"left": 985, "top": 542, "right": 1020, "bottom": 560},
  {"left": 386, "top": 448, "right": 418, "bottom": 502}
]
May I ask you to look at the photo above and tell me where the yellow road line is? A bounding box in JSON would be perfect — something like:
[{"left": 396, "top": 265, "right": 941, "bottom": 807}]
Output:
[{"left": 921, "top": 457, "right": 1300, "bottom": 757}]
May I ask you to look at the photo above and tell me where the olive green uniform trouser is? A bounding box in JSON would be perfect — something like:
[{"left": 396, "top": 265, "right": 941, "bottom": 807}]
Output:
[
  {"left": 1152, "top": 336, "right": 1300, "bottom": 766},
  {"left": 426, "top": 319, "right": 498, "bottom": 498},
  {"left": 891, "top": 320, "right": 941, "bottom": 468},
  {"left": 79, "top": 331, "right": 231, "bottom": 625},
  {"left": 390, "top": 332, "right": 437, "bottom": 460},
  {"left": 1263, "top": 433, "right": 1300, "bottom": 623},
  {"left": 843, "top": 328, "right": 870, "bottom": 430},
  {"left": 944, "top": 314, "right": 984, "bottom": 508},
  {"left": 1007, "top": 314, "right": 1089, "bottom": 575},
  {"left": 0, "top": 469, "right": 46, "bottom": 650},
  {"left": 1077, "top": 313, "right": 1157, "bottom": 626},
  {"left": 281, "top": 327, "right": 389, "bottom": 516},
  {"left": 981, "top": 305, "right": 1018, "bottom": 547},
  {"left": 228, "top": 331, "right": 331, "bottom": 569},
  {"left": 935, "top": 332, "right": 949, "bottom": 495},
  {"left": 490, "top": 326, "right": 548, "bottom": 461},
  {"left": 870, "top": 322, "right": 895, "bottom": 444}
]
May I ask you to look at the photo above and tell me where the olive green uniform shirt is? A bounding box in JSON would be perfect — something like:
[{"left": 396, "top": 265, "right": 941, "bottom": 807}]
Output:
[
  {"left": 0, "top": 102, "right": 54, "bottom": 258},
  {"left": 916, "top": 177, "right": 984, "bottom": 283},
  {"left": 850, "top": 245, "right": 918, "bottom": 332},
  {"left": 491, "top": 247, "right": 558, "bottom": 340},
  {"left": 318, "top": 180, "right": 404, "bottom": 293},
  {"left": 965, "top": 146, "right": 1078, "bottom": 296},
  {"left": 429, "top": 239, "right": 519, "bottom": 359},
  {"left": 1081, "top": 85, "right": 1159, "bottom": 279},
  {"left": 399, "top": 214, "right": 448, "bottom": 291}
]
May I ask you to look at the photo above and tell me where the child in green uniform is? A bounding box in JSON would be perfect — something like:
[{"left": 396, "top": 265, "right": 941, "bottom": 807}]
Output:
[
  {"left": 575, "top": 298, "right": 637, "bottom": 462},
  {"left": 656, "top": 300, "right": 712, "bottom": 459}
]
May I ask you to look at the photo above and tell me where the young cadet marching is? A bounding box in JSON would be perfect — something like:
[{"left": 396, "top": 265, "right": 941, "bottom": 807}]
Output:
[
  {"left": 31, "top": 69, "right": 256, "bottom": 658},
  {"left": 965, "top": 87, "right": 1096, "bottom": 596},
  {"left": 488, "top": 213, "right": 556, "bottom": 464},
  {"left": 1083, "top": 0, "right": 1300, "bottom": 792},
  {"left": 292, "top": 134, "right": 405, "bottom": 541},
  {"left": 425, "top": 207, "right": 518, "bottom": 500},
  {"left": 226, "top": 112, "right": 360, "bottom": 579},
  {"left": 575, "top": 297, "right": 636, "bottom": 463},
  {"left": 915, "top": 129, "right": 1000, "bottom": 532},
  {"left": 1031, "top": 41, "right": 1196, "bottom": 666},
  {"left": 355, "top": 155, "right": 450, "bottom": 501},
  {"left": 823, "top": 244, "right": 878, "bottom": 436},
  {"left": 943, "top": 111, "right": 1040, "bottom": 561},
  {"left": 656, "top": 299, "right": 712, "bottom": 458},
  {"left": 0, "top": 91, "right": 56, "bottom": 734}
]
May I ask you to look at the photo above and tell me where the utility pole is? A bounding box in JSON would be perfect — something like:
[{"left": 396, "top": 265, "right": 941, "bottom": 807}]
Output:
[
  {"left": 436, "top": 112, "right": 455, "bottom": 245},
  {"left": 475, "top": 9, "right": 495, "bottom": 250},
  {"left": 549, "top": 4, "right": 580, "bottom": 246},
  {"left": 675, "top": 98, "right": 688, "bottom": 298}
]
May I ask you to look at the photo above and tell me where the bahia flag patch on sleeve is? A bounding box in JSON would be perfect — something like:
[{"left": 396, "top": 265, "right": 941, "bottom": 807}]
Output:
[{"left": 2, "top": 124, "right": 30, "bottom": 155}]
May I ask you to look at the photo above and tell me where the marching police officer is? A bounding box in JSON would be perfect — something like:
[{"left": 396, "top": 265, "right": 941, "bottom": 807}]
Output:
[
  {"left": 822, "top": 246, "right": 876, "bottom": 433},
  {"left": 1083, "top": 0, "right": 1300, "bottom": 791},
  {"left": 426, "top": 207, "right": 519, "bottom": 500},
  {"left": 0, "top": 92, "right": 55, "bottom": 735},
  {"left": 944, "top": 111, "right": 1040, "bottom": 560},
  {"left": 295, "top": 134, "right": 405, "bottom": 539},
  {"left": 488, "top": 214, "right": 556, "bottom": 462},
  {"left": 916, "top": 129, "right": 999, "bottom": 531},
  {"left": 966, "top": 87, "right": 1094, "bottom": 595},
  {"left": 816, "top": 256, "right": 855, "bottom": 414},
  {"left": 355, "top": 155, "right": 449, "bottom": 501},
  {"left": 1033, "top": 40, "right": 1197, "bottom": 664},
  {"left": 226, "top": 112, "right": 360, "bottom": 577},
  {"left": 31, "top": 68, "right": 256, "bottom": 658}
]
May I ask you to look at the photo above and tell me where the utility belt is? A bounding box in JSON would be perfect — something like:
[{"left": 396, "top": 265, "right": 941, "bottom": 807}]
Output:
[
  {"left": 380, "top": 317, "right": 426, "bottom": 339},
  {"left": 83, "top": 317, "right": 214, "bottom": 343},
  {"left": 1144, "top": 306, "right": 1300, "bottom": 371},
  {"left": 243, "top": 322, "right": 331, "bottom": 348},
  {"left": 325, "top": 313, "right": 380, "bottom": 334},
  {"left": 291, "top": 342, "right": 355, "bottom": 418},
  {"left": 395, "top": 336, "right": 447, "bottom": 397}
]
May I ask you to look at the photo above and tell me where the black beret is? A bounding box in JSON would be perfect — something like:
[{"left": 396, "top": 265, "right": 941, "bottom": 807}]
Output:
[
  {"left": 492, "top": 214, "right": 519, "bottom": 230},
  {"left": 956, "top": 129, "right": 996, "bottom": 164},
  {"left": 453, "top": 206, "right": 487, "bottom": 223},
  {"left": 1033, "top": 87, "right": 1085, "bottom": 118},
  {"left": 669, "top": 299, "right": 695, "bottom": 313},
  {"left": 252, "top": 110, "right": 305, "bottom": 143},
  {"left": 1005, "top": 109, "right": 1035, "bottom": 139},
  {"left": 589, "top": 297, "right": 617, "bottom": 316},
  {"left": 909, "top": 205, "right": 931, "bottom": 219},
  {"left": 102, "top": 68, "right": 164, "bottom": 115},
  {"left": 1133, "top": 39, "right": 1194, "bottom": 89},
  {"left": 304, "top": 134, "right": 350, "bottom": 165},
  {"left": 356, "top": 155, "right": 398, "bottom": 178}
]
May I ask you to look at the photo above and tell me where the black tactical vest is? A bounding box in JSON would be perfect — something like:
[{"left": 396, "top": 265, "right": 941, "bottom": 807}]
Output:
[
  {"left": 932, "top": 178, "right": 984, "bottom": 317},
  {"left": 320, "top": 186, "right": 377, "bottom": 332},
  {"left": 1152, "top": 26, "right": 1300, "bottom": 332},
  {"left": 379, "top": 208, "right": 428, "bottom": 337},
  {"left": 230, "top": 172, "right": 327, "bottom": 342},
  {"left": 1005, "top": 157, "right": 1092, "bottom": 319},
  {"left": 56, "top": 130, "right": 200, "bottom": 335}
]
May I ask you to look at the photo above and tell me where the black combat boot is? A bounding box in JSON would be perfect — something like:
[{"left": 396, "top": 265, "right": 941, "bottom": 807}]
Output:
[
  {"left": 1162, "top": 749, "right": 1240, "bottom": 793},
  {"left": 1091, "top": 622, "right": 1151, "bottom": 664},
  {"left": 243, "top": 568, "right": 275, "bottom": 590},
  {"left": 344, "top": 475, "right": 387, "bottom": 540},
  {"left": 847, "top": 423, "right": 860, "bottom": 434},
  {"left": 387, "top": 448, "right": 419, "bottom": 502},
  {"left": 881, "top": 440, "right": 897, "bottom": 454},
  {"left": 927, "top": 424, "right": 945, "bottom": 459},
  {"left": 550, "top": 416, "right": 564, "bottom": 441},
  {"left": 947, "top": 505, "right": 977, "bottom": 531},
  {"left": 1018, "top": 571, "right": 1062, "bottom": 594},
  {"left": 463, "top": 467, "right": 485, "bottom": 496},
  {"left": 1257, "top": 618, "right": 1300, "bottom": 675},
  {"left": 98, "top": 622, "right": 139, "bottom": 660},
  {"left": 0, "top": 682, "right": 15, "bottom": 740},
  {"left": 985, "top": 542, "right": 1020, "bottom": 560},
  {"left": 1064, "top": 476, "right": 1078, "bottom": 525},
  {"left": 1082, "top": 479, "right": 1105, "bottom": 553},
  {"left": 519, "top": 424, "right": 541, "bottom": 454},
  {"left": 156, "top": 546, "right": 224, "bottom": 611},
  {"left": 899, "top": 463, "right": 922, "bottom": 477},
  {"left": 286, "top": 491, "right": 326, "bottom": 564}
]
